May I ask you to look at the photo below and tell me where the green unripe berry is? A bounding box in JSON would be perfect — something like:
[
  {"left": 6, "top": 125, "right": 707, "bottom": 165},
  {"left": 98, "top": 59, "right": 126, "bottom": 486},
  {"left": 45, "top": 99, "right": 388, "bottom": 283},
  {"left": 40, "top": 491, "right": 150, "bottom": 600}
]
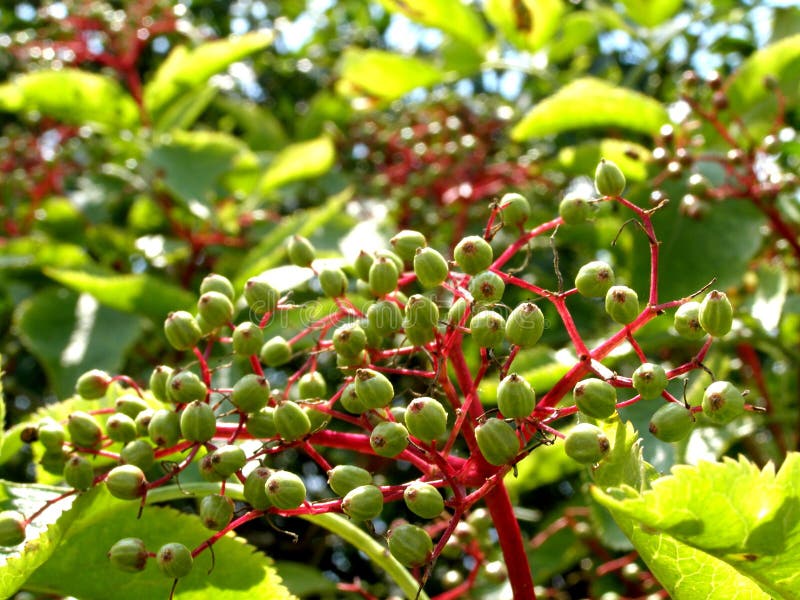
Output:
[
  {"left": 497, "top": 373, "right": 536, "bottom": 419},
  {"left": 105, "top": 413, "right": 137, "bottom": 444},
  {"left": 649, "top": 402, "right": 694, "bottom": 442},
  {"left": 391, "top": 230, "right": 427, "bottom": 262},
  {"left": 469, "top": 271, "right": 505, "bottom": 305},
  {"left": 149, "top": 365, "right": 173, "bottom": 403},
  {"left": 106, "top": 465, "right": 147, "bottom": 500},
  {"left": 328, "top": 465, "right": 373, "bottom": 497},
  {"left": 388, "top": 524, "right": 433, "bottom": 568},
  {"left": 498, "top": 192, "right": 530, "bottom": 227},
  {"left": 148, "top": 409, "right": 180, "bottom": 447},
  {"left": 413, "top": 247, "right": 449, "bottom": 288},
  {"left": 180, "top": 401, "right": 217, "bottom": 443},
  {"left": 156, "top": 542, "right": 193, "bottom": 579},
  {"left": 403, "top": 482, "right": 445, "bottom": 519},
  {"left": 115, "top": 394, "right": 149, "bottom": 420},
  {"left": 447, "top": 297, "right": 468, "bottom": 327},
  {"left": 354, "top": 250, "right": 374, "bottom": 282},
  {"left": 404, "top": 294, "right": 439, "bottom": 329},
  {"left": 404, "top": 397, "right": 448, "bottom": 443},
  {"left": 559, "top": 192, "right": 591, "bottom": 225},
  {"left": 199, "top": 454, "right": 225, "bottom": 483},
  {"left": 210, "top": 444, "right": 247, "bottom": 478},
  {"left": 67, "top": 411, "right": 103, "bottom": 449},
  {"left": 454, "top": 236, "right": 493, "bottom": 275},
  {"left": 595, "top": 158, "right": 626, "bottom": 196},
  {"left": 243, "top": 466, "right": 272, "bottom": 510},
  {"left": 564, "top": 423, "right": 610, "bottom": 464},
  {"left": 244, "top": 276, "right": 280, "bottom": 314},
  {"left": 108, "top": 538, "right": 148, "bottom": 572},
  {"left": 200, "top": 273, "right": 235, "bottom": 301},
  {"left": 702, "top": 380, "right": 745, "bottom": 424},
  {"left": 632, "top": 363, "right": 668, "bottom": 400},
  {"left": 469, "top": 310, "right": 506, "bottom": 348},
  {"left": 404, "top": 321, "right": 436, "bottom": 346},
  {"left": 505, "top": 302, "right": 544, "bottom": 347},
  {"left": 368, "top": 256, "right": 399, "bottom": 297},
  {"left": 370, "top": 421, "right": 409, "bottom": 457},
  {"left": 333, "top": 322, "right": 367, "bottom": 359},
  {"left": 275, "top": 400, "right": 312, "bottom": 441},
  {"left": 375, "top": 249, "right": 404, "bottom": 273},
  {"left": 64, "top": 454, "right": 94, "bottom": 491},
  {"left": 199, "top": 494, "right": 234, "bottom": 530},
  {"left": 37, "top": 421, "right": 65, "bottom": 452},
  {"left": 355, "top": 369, "right": 394, "bottom": 410},
  {"left": 232, "top": 374, "right": 270, "bottom": 413},
  {"left": 164, "top": 310, "right": 203, "bottom": 351},
  {"left": 575, "top": 261, "right": 615, "bottom": 298},
  {"left": 265, "top": 470, "right": 306, "bottom": 510},
  {"left": 304, "top": 403, "right": 331, "bottom": 433},
  {"left": 260, "top": 336, "right": 292, "bottom": 367},
  {"left": 75, "top": 369, "right": 111, "bottom": 399},
  {"left": 674, "top": 302, "right": 705, "bottom": 340},
  {"left": 40, "top": 449, "right": 69, "bottom": 475},
  {"left": 573, "top": 378, "right": 617, "bottom": 419},
  {"left": 167, "top": 370, "right": 207, "bottom": 405},
  {"left": 475, "top": 418, "right": 520, "bottom": 466},
  {"left": 367, "top": 300, "right": 403, "bottom": 336},
  {"left": 319, "top": 267, "right": 348, "bottom": 298},
  {"left": 0, "top": 512, "right": 26, "bottom": 546},
  {"left": 340, "top": 382, "right": 368, "bottom": 414},
  {"left": 342, "top": 484, "right": 384, "bottom": 521},
  {"left": 197, "top": 291, "right": 234, "bottom": 329},
  {"left": 134, "top": 409, "right": 155, "bottom": 438},
  {"left": 287, "top": 235, "right": 316, "bottom": 267},
  {"left": 698, "top": 290, "right": 733, "bottom": 337},
  {"left": 232, "top": 322, "right": 264, "bottom": 356},
  {"left": 246, "top": 407, "right": 277, "bottom": 438},
  {"left": 604, "top": 285, "right": 640, "bottom": 325},
  {"left": 119, "top": 439, "right": 155, "bottom": 471},
  {"left": 390, "top": 406, "right": 407, "bottom": 422}
]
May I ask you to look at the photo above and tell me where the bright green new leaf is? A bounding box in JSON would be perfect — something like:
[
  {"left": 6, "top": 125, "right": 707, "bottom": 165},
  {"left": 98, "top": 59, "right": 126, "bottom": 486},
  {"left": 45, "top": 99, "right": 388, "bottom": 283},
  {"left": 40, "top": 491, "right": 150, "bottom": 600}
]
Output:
[
  {"left": 593, "top": 455, "right": 800, "bottom": 599},
  {"left": 512, "top": 78, "right": 669, "bottom": 140},
  {"left": 0, "top": 70, "right": 139, "bottom": 130},
  {"left": 376, "top": 0, "right": 488, "bottom": 47},
  {"left": 619, "top": 0, "right": 683, "bottom": 27},
  {"left": 548, "top": 11, "right": 600, "bottom": 63},
  {"left": 14, "top": 288, "right": 142, "bottom": 399},
  {"left": 485, "top": 0, "right": 565, "bottom": 53},
  {"left": 255, "top": 136, "right": 336, "bottom": 195},
  {"left": 557, "top": 139, "right": 650, "bottom": 182},
  {"left": 337, "top": 49, "right": 448, "bottom": 100},
  {"left": 727, "top": 34, "right": 800, "bottom": 114}
]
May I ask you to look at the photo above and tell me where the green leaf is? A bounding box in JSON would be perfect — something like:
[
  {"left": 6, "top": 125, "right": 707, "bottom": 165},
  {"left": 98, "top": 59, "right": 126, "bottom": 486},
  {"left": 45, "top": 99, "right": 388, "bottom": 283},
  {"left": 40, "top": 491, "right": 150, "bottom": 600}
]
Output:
[
  {"left": 13, "top": 288, "right": 142, "bottom": 399},
  {"left": 274, "top": 562, "right": 337, "bottom": 597},
  {"left": 0, "top": 357, "right": 5, "bottom": 455},
  {"left": 154, "top": 84, "right": 219, "bottom": 133},
  {"left": 511, "top": 78, "right": 669, "bottom": 140},
  {"left": 214, "top": 97, "right": 289, "bottom": 152},
  {"left": 43, "top": 268, "right": 195, "bottom": 321},
  {"left": 337, "top": 49, "right": 448, "bottom": 100},
  {"left": 17, "top": 486, "right": 294, "bottom": 600},
  {"left": 484, "top": 0, "right": 565, "bottom": 53},
  {"left": 618, "top": 0, "right": 683, "bottom": 27},
  {"left": 148, "top": 130, "right": 253, "bottom": 218},
  {"left": 0, "top": 69, "right": 139, "bottom": 131},
  {"left": 751, "top": 263, "right": 788, "bottom": 333},
  {"left": 592, "top": 418, "right": 659, "bottom": 492},
  {"left": 376, "top": 0, "right": 488, "bottom": 47},
  {"left": 547, "top": 11, "right": 600, "bottom": 63},
  {"left": 593, "top": 455, "right": 800, "bottom": 599},
  {"left": 145, "top": 31, "right": 274, "bottom": 129},
  {"left": 556, "top": 139, "right": 651, "bottom": 182},
  {"left": 254, "top": 136, "right": 336, "bottom": 196}
]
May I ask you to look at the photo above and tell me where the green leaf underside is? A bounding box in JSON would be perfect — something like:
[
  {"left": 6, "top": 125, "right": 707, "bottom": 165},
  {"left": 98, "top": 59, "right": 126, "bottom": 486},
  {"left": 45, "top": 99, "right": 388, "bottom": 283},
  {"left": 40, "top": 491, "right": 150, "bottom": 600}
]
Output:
[
  {"left": 619, "top": 0, "right": 683, "bottom": 27},
  {"left": 337, "top": 49, "right": 447, "bottom": 100},
  {"left": 43, "top": 268, "right": 195, "bottom": 321},
  {"left": 593, "top": 454, "right": 800, "bottom": 599},
  {"left": 13, "top": 288, "right": 142, "bottom": 399},
  {"left": 255, "top": 136, "right": 336, "bottom": 194},
  {"left": 511, "top": 77, "right": 669, "bottom": 140},
  {"left": 376, "top": 0, "right": 488, "bottom": 47}
]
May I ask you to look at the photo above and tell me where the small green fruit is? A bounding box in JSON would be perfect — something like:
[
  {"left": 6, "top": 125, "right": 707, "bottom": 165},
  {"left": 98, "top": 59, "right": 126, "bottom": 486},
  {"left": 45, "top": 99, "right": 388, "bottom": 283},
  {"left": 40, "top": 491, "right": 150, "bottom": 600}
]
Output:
[
  {"left": 119, "top": 439, "right": 155, "bottom": 471},
  {"left": 265, "top": 470, "right": 306, "bottom": 510},
  {"left": 275, "top": 400, "right": 312, "bottom": 441},
  {"left": 559, "top": 192, "right": 591, "bottom": 225},
  {"left": 370, "top": 421, "right": 409, "bottom": 457},
  {"left": 388, "top": 523, "right": 433, "bottom": 568},
  {"left": 702, "top": 380, "right": 745, "bottom": 424},
  {"left": 498, "top": 192, "right": 530, "bottom": 227},
  {"left": 319, "top": 267, "right": 348, "bottom": 298},
  {"left": 64, "top": 454, "right": 94, "bottom": 490},
  {"left": 368, "top": 256, "right": 400, "bottom": 297},
  {"left": 199, "top": 494, "right": 234, "bottom": 530},
  {"left": 355, "top": 369, "right": 394, "bottom": 410},
  {"left": 342, "top": 484, "right": 384, "bottom": 521},
  {"left": 573, "top": 378, "right": 617, "bottom": 419},
  {"left": 244, "top": 276, "right": 280, "bottom": 314},
  {"left": 287, "top": 235, "right": 316, "bottom": 267},
  {"left": 37, "top": 421, "right": 65, "bottom": 452},
  {"left": 304, "top": 403, "right": 331, "bottom": 433},
  {"left": 469, "top": 271, "right": 505, "bottom": 305},
  {"left": 367, "top": 300, "right": 403, "bottom": 336},
  {"left": 328, "top": 465, "right": 373, "bottom": 497},
  {"left": 149, "top": 365, "right": 173, "bottom": 403},
  {"left": 391, "top": 230, "right": 427, "bottom": 262},
  {"left": 475, "top": 418, "right": 519, "bottom": 466},
  {"left": 674, "top": 302, "right": 706, "bottom": 340},
  {"left": 595, "top": 158, "right": 626, "bottom": 196},
  {"left": 75, "top": 369, "right": 111, "bottom": 399},
  {"left": 454, "top": 236, "right": 493, "bottom": 275},
  {"left": 115, "top": 394, "right": 149, "bottom": 419},
  {"left": 260, "top": 336, "right": 292, "bottom": 367},
  {"left": 340, "top": 382, "right": 368, "bottom": 414},
  {"left": 0, "top": 512, "right": 25, "bottom": 546},
  {"left": 108, "top": 538, "right": 148, "bottom": 572},
  {"left": 105, "top": 413, "right": 137, "bottom": 444},
  {"left": 209, "top": 444, "right": 247, "bottom": 478},
  {"left": 243, "top": 466, "right": 272, "bottom": 510},
  {"left": 333, "top": 322, "right": 367, "bottom": 359},
  {"left": 232, "top": 374, "right": 270, "bottom": 413},
  {"left": 404, "top": 397, "right": 448, "bottom": 443},
  {"left": 632, "top": 363, "right": 668, "bottom": 400},
  {"left": 197, "top": 291, "right": 234, "bottom": 329},
  {"left": 148, "top": 409, "right": 180, "bottom": 447},
  {"left": 67, "top": 411, "right": 103, "bottom": 449},
  {"left": 134, "top": 409, "right": 155, "bottom": 438},
  {"left": 199, "top": 454, "right": 225, "bottom": 482},
  {"left": 180, "top": 401, "right": 217, "bottom": 443},
  {"left": 505, "top": 302, "right": 544, "bottom": 347},
  {"left": 200, "top": 273, "right": 235, "bottom": 301},
  {"left": 164, "top": 310, "right": 203, "bottom": 351},
  {"left": 497, "top": 373, "right": 536, "bottom": 419},
  {"left": 604, "top": 285, "right": 640, "bottom": 325},
  {"left": 232, "top": 322, "right": 264, "bottom": 356},
  {"left": 156, "top": 542, "right": 193, "bottom": 579},
  {"left": 40, "top": 448, "right": 69, "bottom": 475},
  {"left": 404, "top": 294, "right": 439, "bottom": 329},
  {"left": 575, "top": 261, "right": 615, "bottom": 298},
  {"left": 649, "top": 402, "right": 694, "bottom": 442},
  {"left": 698, "top": 290, "right": 733, "bottom": 337},
  {"left": 106, "top": 465, "right": 147, "bottom": 500},
  {"left": 354, "top": 250, "right": 374, "bottom": 282},
  {"left": 246, "top": 407, "right": 277, "bottom": 438},
  {"left": 469, "top": 310, "right": 506, "bottom": 348},
  {"left": 167, "top": 370, "right": 207, "bottom": 405},
  {"left": 447, "top": 297, "right": 468, "bottom": 327},
  {"left": 298, "top": 372, "right": 327, "bottom": 401},
  {"left": 413, "top": 247, "right": 449, "bottom": 288},
  {"left": 564, "top": 423, "right": 610, "bottom": 464},
  {"left": 403, "top": 482, "right": 445, "bottom": 519}
]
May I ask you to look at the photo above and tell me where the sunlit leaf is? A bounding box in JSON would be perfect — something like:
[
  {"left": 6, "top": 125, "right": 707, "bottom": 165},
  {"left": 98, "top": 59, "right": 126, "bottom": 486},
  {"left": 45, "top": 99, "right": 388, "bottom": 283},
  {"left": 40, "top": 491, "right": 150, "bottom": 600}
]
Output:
[
  {"left": 556, "top": 139, "right": 651, "bottom": 181},
  {"left": 618, "top": 0, "right": 683, "bottom": 27},
  {"left": 255, "top": 136, "right": 336, "bottom": 195},
  {"left": 485, "top": 0, "right": 565, "bottom": 53},
  {"left": 337, "top": 49, "right": 448, "bottom": 101},
  {"left": 376, "top": 0, "right": 488, "bottom": 46}
]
